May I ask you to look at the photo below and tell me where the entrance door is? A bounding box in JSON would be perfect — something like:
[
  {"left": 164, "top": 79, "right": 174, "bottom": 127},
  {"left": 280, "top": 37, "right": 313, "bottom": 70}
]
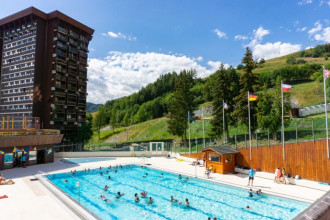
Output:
[{"left": 37, "top": 150, "right": 45, "bottom": 164}]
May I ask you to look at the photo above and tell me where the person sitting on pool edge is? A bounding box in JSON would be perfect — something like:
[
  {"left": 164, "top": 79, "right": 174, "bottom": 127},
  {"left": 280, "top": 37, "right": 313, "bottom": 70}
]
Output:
[
  {"left": 116, "top": 192, "right": 125, "bottom": 199},
  {"left": 134, "top": 193, "right": 140, "bottom": 202},
  {"left": 147, "top": 197, "right": 154, "bottom": 204}
]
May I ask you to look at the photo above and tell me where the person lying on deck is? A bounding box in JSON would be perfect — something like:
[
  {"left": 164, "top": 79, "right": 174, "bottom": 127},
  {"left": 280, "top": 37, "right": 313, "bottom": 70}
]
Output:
[{"left": 0, "top": 174, "right": 15, "bottom": 185}]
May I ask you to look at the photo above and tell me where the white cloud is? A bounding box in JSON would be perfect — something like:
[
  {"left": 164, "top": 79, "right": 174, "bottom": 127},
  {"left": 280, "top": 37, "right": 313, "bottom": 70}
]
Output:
[
  {"left": 214, "top": 29, "right": 227, "bottom": 39},
  {"left": 102, "top": 31, "right": 137, "bottom": 41},
  {"left": 196, "top": 56, "right": 203, "bottom": 61},
  {"left": 247, "top": 26, "right": 270, "bottom": 48},
  {"left": 234, "top": 35, "right": 248, "bottom": 40},
  {"left": 87, "top": 52, "right": 229, "bottom": 103},
  {"left": 314, "top": 27, "right": 330, "bottom": 42},
  {"left": 297, "top": 27, "right": 307, "bottom": 32},
  {"left": 253, "top": 42, "right": 302, "bottom": 60},
  {"left": 305, "top": 46, "right": 314, "bottom": 50},
  {"left": 298, "top": 0, "right": 313, "bottom": 5},
  {"left": 308, "top": 21, "right": 322, "bottom": 35},
  {"left": 319, "top": 0, "right": 330, "bottom": 6}
]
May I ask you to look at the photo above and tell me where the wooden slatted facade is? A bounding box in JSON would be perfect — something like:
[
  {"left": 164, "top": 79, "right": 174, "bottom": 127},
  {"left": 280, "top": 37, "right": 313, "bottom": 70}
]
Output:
[
  {"left": 181, "top": 139, "right": 330, "bottom": 183},
  {"left": 236, "top": 139, "right": 330, "bottom": 183}
]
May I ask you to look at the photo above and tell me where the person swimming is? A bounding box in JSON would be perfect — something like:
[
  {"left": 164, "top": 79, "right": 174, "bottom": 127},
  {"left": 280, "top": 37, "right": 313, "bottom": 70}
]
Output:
[
  {"left": 248, "top": 189, "right": 253, "bottom": 197},
  {"left": 99, "top": 166, "right": 102, "bottom": 170},
  {"left": 256, "top": 189, "right": 262, "bottom": 195},
  {"left": 114, "top": 170, "right": 117, "bottom": 173},
  {"left": 183, "top": 177, "right": 189, "bottom": 182},
  {"left": 108, "top": 176, "right": 111, "bottom": 180},
  {"left": 135, "top": 193, "right": 140, "bottom": 202},
  {"left": 116, "top": 192, "right": 125, "bottom": 198},
  {"left": 159, "top": 173, "right": 164, "bottom": 178},
  {"left": 143, "top": 173, "right": 148, "bottom": 178},
  {"left": 103, "top": 185, "right": 108, "bottom": 191},
  {"left": 245, "top": 205, "right": 252, "bottom": 210},
  {"left": 178, "top": 174, "right": 182, "bottom": 179},
  {"left": 105, "top": 171, "right": 109, "bottom": 174},
  {"left": 147, "top": 197, "right": 154, "bottom": 204},
  {"left": 100, "top": 195, "right": 111, "bottom": 204},
  {"left": 141, "top": 191, "right": 147, "bottom": 198},
  {"left": 64, "top": 179, "right": 68, "bottom": 183},
  {"left": 170, "top": 196, "right": 174, "bottom": 203},
  {"left": 185, "top": 198, "right": 190, "bottom": 207},
  {"left": 100, "top": 172, "right": 103, "bottom": 176}
]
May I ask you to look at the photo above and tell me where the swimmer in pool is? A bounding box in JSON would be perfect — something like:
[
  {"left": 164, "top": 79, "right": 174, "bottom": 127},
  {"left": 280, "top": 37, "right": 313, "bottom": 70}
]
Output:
[
  {"left": 178, "top": 174, "right": 182, "bottom": 179},
  {"left": 256, "top": 189, "right": 262, "bottom": 195},
  {"left": 185, "top": 198, "right": 190, "bottom": 207},
  {"left": 245, "top": 205, "right": 252, "bottom": 210},
  {"left": 159, "top": 173, "right": 164, "bottom": 178},
  {"left": 147, "top": 197, "right": 154, "bottom": 204},
  {"left": 116, "top": 192, "right": 125, "bottom": 198},
  {"left": 143, "top": 173, "right": 148, "bottom": 178},
  {"left": 248, "top": 189, "right": 253, "bottom": 198},
  {"left": 134, "top": 193, "right": 140, "bottom": 202},
  {"left": 108, "top": 176, "right": 111, "bottom": 180},
  {"left": 103, "top": 185, "right": 108, "bottom": 191},
  {"left": 183, "top": 177, "right": 189, "bottom": 182},
  {"left": 141, "top": 191, "right": 147, "bottom": 198},
  {"left": 170, "top": 196, "right": 174, "bottom": 203}
]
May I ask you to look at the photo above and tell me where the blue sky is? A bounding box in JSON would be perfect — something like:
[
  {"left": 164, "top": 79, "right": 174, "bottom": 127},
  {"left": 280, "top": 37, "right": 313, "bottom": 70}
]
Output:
[{"left": 1, "top": 0, "right": 330, "bottom": 103}]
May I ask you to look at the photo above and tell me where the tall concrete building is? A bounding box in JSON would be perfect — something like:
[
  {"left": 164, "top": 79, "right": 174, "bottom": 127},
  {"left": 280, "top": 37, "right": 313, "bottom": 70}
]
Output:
[{"left": 0, "top": 7, "right": 94, "bottom": 142}]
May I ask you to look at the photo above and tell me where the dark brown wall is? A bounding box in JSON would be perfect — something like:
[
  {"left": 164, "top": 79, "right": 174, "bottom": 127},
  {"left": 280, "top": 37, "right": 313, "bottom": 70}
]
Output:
[
  {"left": 0, "top": 134, "right": 63, "bottom": 147},
  {"left": 235, "top": 139, "right": 330, "bottom": 183}
]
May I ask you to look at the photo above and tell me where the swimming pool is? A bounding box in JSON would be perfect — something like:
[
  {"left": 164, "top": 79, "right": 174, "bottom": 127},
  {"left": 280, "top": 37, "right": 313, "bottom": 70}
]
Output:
[
  {"left": 60, "top": 157, "right": 115, "bottom": 164},
  {"left": 47, "top": 165, "right": 309, "bottom": 219}
]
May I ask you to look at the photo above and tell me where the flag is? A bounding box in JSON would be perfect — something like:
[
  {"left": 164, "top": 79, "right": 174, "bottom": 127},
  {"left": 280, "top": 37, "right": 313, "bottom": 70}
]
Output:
[
  {"left": 324, "top": 66, "right": 330, "bottom": 79},
  {"left": 46, "top": 148, "right": 53, "bottom": 155},
  {"left": 0, "top": 150, "right": 5, "bottom": 154},
  {"left": 13, "top": 147, "right": 22, "bottom": 153},
  {"left": 249, "top": 93, "right": 258, "bottom": 101},
  {"left": 282, "top": 83, "right": 292, "bottom": 92},
  {"left": 223, "top": 102, "right": 229, "bottom": 109},
  {"left": 188, "top": 113, "right": 195, "bottom": 122}
]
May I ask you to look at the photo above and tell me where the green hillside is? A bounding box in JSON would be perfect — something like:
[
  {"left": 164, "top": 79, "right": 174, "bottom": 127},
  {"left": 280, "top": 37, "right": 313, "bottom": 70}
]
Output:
[{"left": 87, "top": 44, "right": 330, "bottom": 146}]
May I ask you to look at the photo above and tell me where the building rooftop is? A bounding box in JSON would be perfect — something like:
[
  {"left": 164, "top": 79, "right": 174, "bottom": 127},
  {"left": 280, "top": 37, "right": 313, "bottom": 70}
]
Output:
[{"left": 202, "top": 146, "right": 239, "bottom": 155}]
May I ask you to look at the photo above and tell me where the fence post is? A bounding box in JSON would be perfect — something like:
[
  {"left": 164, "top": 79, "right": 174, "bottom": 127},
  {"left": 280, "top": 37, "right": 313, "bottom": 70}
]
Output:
[
  {"left": 296, "top": 123, "right": 298, "bottom": 143},
  {"left": 256, "top": 132, "right": 258, "bottom": 148},
  {"left": 267, "top": 128, "right": 270, "bottom": 147},
  {"left": 312, "top": 120, "right": 315, "bottom": 143},
  {"left": 245, "top": 133, "right": 247, "bottom": 149},
  {"left": 235, "top": 134, "right": 237, "bottom": 150}
]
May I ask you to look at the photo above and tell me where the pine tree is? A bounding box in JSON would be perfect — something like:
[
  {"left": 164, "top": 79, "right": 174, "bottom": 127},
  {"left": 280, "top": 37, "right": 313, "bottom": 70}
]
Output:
[
  {"left": 233, "top": 47, "right": 259, "bottom": 133},
  {"left": 211, "top": 65, "right": 240, "bottom": 139},
  {"left": 167, "top": 69, "right": 196, "bottom": 142}
]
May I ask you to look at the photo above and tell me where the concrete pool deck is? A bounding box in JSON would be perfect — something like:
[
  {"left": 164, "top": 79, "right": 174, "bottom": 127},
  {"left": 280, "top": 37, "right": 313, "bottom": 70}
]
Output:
[{"left": 0, "top": 156, "right": 329, "bottom": 219}]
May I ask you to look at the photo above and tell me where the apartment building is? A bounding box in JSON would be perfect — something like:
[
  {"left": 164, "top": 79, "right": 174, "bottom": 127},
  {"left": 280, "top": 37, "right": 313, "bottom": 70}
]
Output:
[{"left": 0, "top": 7, "right": 94, "bottom": 142}]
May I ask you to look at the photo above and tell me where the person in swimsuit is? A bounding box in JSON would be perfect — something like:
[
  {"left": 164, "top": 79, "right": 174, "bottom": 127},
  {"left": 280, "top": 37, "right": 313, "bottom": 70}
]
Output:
[
  {"left": 116, "top": 192, "right": 125, "bottom": 198},
  {"left": 248, "top": 189, "right": 253, "bottom": 197},
  {"left": 148, "top": 197, "right": 154, "bottom": 204},
  {"left": 135, "top": 193, "right": 140, "bottom": 202},
  {"left": 178, "top": 174, "right": 182, "bottom": 179},
  {"left": 185, "top": 198, "right": 190, "bottom": 207},
  {"left": 170, "top": 196, "right": 174, "bottom": 203}
]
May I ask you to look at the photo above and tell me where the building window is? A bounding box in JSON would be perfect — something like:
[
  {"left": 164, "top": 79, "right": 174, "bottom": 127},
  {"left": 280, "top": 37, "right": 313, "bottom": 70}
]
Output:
[
  {"left": 225, "top": 154, "right": 232, "bottom": 163},
  {"left": 29, "top": 151, "right": 37, "bottom": 165},
  {"left": 209, "top": 153, "right": 220, "bottom": 162}
]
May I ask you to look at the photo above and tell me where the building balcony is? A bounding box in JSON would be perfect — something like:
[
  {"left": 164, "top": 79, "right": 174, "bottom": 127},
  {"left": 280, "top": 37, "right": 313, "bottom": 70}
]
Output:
[
  {"left": 1, "top": 99, "right": 33, "bottom": 105},
  {"left": 2, "top": 82, "right": 34, "bottom": 89},
  {"left": 55, "top": 84, "right": 66, "bottom": 89},
  {"left": 67, "top": 101, "right": 76, "bottom": 106},
  {"left": 57, "top": 26, "right": 68, "bottom": 35},
  {"left": 69, "top": 30, "right": 79, "bottom": 39},
  {"left": 0, "top": 107, "right": 32, "bottom": 113},
  {"left": 54, "top": 91, "right": 66, "bottom": 98}
]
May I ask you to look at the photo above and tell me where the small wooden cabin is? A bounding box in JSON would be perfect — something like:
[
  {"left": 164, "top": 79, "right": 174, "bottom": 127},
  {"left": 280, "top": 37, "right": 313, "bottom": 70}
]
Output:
[{"left": 202, "top": 146, "right": 239, "bottom": 174}]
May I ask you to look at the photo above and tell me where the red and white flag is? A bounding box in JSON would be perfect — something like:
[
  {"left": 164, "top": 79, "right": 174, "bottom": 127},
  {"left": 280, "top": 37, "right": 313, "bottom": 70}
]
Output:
[
  {"left": 324, "top": 66, "right": 330, "bottom": 79},
  {"left": 281, "top": 83, "right": 292, "bottom": 92}
]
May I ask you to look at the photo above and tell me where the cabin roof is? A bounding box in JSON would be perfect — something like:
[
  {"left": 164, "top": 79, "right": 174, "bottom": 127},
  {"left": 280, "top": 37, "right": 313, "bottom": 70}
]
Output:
[{"left": 202, "top": 146, "right": 239, "bottom": 155}]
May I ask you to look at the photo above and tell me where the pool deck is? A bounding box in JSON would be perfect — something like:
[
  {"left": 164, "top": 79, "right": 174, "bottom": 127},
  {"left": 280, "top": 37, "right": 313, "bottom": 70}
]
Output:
[{"left": 0, "top": 156, "right": 329, "bottom": 219}]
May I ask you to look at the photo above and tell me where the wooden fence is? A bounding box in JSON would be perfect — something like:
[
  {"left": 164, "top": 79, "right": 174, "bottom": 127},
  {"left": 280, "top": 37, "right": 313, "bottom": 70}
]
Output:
[{"left": 181, "top": 139, "right": 330, "bottom": 183}]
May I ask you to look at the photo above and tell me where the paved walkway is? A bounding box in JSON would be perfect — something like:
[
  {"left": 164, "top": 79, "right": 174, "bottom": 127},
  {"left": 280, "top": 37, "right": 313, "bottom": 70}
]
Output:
[{"left": 0, "top": 156, "right": 329, "bottom": 219}]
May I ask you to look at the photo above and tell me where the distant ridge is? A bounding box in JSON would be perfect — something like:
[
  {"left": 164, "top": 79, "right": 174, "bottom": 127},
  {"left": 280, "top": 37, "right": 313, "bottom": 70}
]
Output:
[{"left": 87, "top": 102, "right": 102, "bottom": 113}]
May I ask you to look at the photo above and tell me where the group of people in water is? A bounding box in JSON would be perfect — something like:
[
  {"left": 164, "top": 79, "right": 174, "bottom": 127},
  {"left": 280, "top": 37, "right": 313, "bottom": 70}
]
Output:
[
  {"left": 248, "top": 188, "right": 262, "bottom": 198},
  {"left": 170, "top": 195, "right": 190, "bottom": 207}
]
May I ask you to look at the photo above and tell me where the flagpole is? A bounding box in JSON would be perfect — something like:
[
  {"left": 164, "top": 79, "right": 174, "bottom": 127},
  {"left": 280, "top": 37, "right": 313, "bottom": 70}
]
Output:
[
  {"left": 202, "top": 107, "right": 205, "bottom": 148},
  {"left": 281, "top": 81, "right": 285, "bottom": 161},
  {"left": 323, "top": 68, "right": 329, "bottom": 158},
  {"left": 188, "top": 111, "right": 191, "bottom": 156},
  {"left": 223, "top": 100, "right": 226, "bottom": 145},
  {"left": 248, "top": 91, "right": 252, "bottom": 161}
]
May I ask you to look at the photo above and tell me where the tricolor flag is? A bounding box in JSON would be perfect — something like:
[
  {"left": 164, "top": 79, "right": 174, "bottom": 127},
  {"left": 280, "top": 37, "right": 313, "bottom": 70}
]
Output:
[
  {"left": 223, "top": 102, "right": 229, "bottom": 109},
  {"left": 324, "top": 66, "right": 330, "bottom": 79},
  {"left": 281, "top": 83, "right": 292, "bottom": 92},
  {"left": 249, "top": 93, "right": 258, "bottom": 101}
]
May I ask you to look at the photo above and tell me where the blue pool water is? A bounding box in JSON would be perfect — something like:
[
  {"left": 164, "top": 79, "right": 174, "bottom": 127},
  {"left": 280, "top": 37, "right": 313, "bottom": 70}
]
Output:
[
  {"left": 60, "top": 157, "right": 115, "bottom": 164},
  {"left": 47, "top": 165, "right": 309, "bottom": 219}
]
